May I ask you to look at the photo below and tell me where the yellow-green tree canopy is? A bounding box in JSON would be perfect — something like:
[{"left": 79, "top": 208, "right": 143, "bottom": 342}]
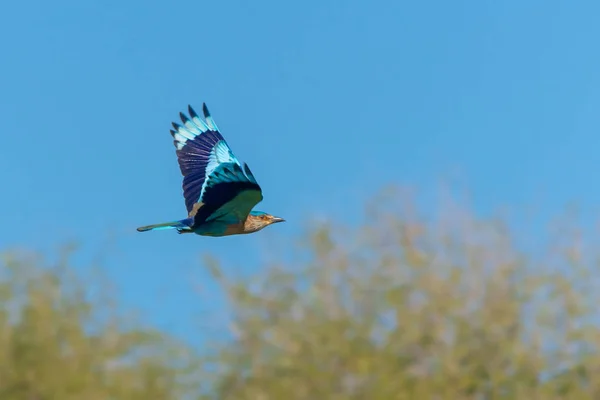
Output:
[
  {"left": 200, "top": 189, "right": 600, "bottom": 399},
  {"left": 0, "top": 249, "right": 200, "bottom": 399},
  {"left": 3, "top": 189, "right": 600, "bottom": 399}
]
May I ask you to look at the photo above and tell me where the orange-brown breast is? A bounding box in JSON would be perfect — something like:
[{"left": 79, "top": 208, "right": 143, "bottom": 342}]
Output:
[{"left": 223, "top": 221, "right": 247, "bottom": 236}]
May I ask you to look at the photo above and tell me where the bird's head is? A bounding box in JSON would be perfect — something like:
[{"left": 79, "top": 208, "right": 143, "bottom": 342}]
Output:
[{"left": 245, "top": 211, "right": 285, "bottom": 232}]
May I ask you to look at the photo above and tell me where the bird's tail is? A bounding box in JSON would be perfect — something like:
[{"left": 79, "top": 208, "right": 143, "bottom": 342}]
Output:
[{"left": 136, "top": 218, "right": 194, "bottom": 233}]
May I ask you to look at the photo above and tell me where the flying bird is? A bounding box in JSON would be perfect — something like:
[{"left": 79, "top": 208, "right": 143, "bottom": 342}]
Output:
[{"left": 137, "top": 103, "right": 284, "bottom": 237}]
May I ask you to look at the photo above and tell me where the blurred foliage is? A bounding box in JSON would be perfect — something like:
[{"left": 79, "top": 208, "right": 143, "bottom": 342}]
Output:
[
  {"left": 4, "top": 188, "right": 600, "bottom": 399},
  {"left": 199, "top": 188, "right": 600, "bottom": 400},
  {"left": 0, "top": 248, "right": 200, "bottom": 399}
]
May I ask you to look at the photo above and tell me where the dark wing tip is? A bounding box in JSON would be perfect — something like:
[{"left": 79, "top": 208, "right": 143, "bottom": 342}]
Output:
[
  {"left": 170, "top": 129, "right": 176, "bottom": 137},
  {"left": 202, "top": 103, "right": 211, "bottom": 118},
  {"left": 179, "top": 112, "right": 190, "bottom": 124},
  {"left": 188, "top": 105, "right": 199, "bottom": 119},
  {"left": 243, "top": 163, "right": 256, "bottom": 181}
]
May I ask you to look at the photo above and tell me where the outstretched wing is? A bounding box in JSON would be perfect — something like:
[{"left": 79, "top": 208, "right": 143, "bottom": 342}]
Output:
[{"left": 170, "top": 103, "right": 263, "bottom": 225}]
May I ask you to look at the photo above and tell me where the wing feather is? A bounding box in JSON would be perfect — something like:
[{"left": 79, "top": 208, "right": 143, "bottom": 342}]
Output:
[{"left": 170, "top": 103, "right": 262, "bottom": 222}]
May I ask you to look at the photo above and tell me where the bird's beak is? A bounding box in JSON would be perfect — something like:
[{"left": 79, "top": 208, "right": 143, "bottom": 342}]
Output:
[{"left": 271, "top": 216, "right": 285, "bottom": 224}]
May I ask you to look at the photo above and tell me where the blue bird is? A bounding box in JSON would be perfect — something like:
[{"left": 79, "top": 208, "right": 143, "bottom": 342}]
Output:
[{"left": 137, "top": 103, "right": 285, "bottom": 237}]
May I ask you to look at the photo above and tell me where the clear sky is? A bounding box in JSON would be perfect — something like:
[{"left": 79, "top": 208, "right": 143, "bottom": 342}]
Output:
[{"left": 2, "top": 0, "right": 600, "bottom": 343}]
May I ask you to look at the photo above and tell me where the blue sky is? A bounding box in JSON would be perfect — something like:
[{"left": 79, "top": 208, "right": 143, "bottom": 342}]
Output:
[{"left": 1, "top": 0, "right": 600, "bottom": 343}]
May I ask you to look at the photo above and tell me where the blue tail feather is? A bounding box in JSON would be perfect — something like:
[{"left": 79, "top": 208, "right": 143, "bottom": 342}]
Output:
[{"left": 136, "top": 218, "right": 194, "bottom": 233}]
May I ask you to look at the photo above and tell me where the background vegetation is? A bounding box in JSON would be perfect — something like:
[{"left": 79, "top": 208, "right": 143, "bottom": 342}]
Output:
[{"left": 2, "top": 188, "right": 600, "bottom": 399}]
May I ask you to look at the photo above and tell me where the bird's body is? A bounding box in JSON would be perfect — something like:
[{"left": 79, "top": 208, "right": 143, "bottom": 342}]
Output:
[{"left": 137, "top": 103, "right": 284, "bottom": 237}]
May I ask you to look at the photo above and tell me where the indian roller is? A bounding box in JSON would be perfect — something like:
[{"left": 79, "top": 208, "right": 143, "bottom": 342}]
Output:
[{"left": 137, "top": 103, "right": 285, "bottom": 237}]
